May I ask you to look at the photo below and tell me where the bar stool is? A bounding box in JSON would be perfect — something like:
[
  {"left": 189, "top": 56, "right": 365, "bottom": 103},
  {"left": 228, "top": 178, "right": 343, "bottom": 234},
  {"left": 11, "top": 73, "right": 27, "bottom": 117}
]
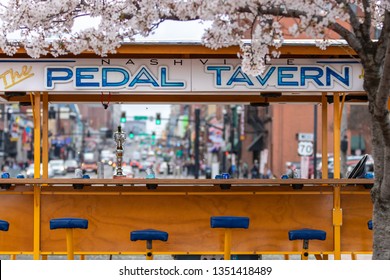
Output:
[
  {"left": 368, "top": 220, "right": 373, "bottom": 230},
  {"left": 210, "top": 216, "right": 250, "bottom": 260},
  {"left": 130, "top": 229, "right": 168, "bottom": 260},
  {"left": 288, "top": 228, "right": 326, "bottom": 260},
  {"left": 0, "top": 220, "right": 9, "bottom": 232},
  {"left": 50, "top": 218, "right": 88, "bottom": 260}
]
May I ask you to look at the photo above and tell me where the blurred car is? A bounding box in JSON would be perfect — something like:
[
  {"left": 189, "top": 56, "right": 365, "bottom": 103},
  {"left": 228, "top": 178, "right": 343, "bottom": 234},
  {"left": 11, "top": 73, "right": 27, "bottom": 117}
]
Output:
[
  {"left": 64, "top": 159, "right": 79, "bottom": 173},
  {"left": 121, "top": 165, "right": 134, "bottom": 178},
  {"left": 49, "top": 159, "right": 66, "bottom": 176},
  {"left": 82, "top": 161, "right": 98, "bottom": 173},
  {"left": 100, "top": 150, "right": 115, "bottom": 165},
  {"left": 139, "top": 161, "right": 153, "bottom": 172},
  {"left": 130, "top": 160, "right": 140, "bottom": 168},
  {"left": 26, "top": 163, "right": 54, "bottom": 178}
]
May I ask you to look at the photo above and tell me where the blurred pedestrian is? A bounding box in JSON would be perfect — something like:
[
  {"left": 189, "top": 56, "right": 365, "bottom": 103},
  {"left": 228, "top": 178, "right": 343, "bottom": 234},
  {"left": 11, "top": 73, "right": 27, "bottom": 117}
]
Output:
[
  {"left": 251, "top": 160, "right": 260, "bottom": 179},
  {"left": 242, "top": 162, "right": 249, "bottom": 178}
]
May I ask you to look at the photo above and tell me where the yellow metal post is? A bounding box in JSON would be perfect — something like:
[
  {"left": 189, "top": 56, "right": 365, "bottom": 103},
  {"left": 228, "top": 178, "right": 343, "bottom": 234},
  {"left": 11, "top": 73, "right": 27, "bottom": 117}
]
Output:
[
  {"left": 10, "top": 254, "right": 16, "bottom": 260},
  {"left": 333, "top": 92, "right": 342, "bottom": 260},
  {"left": 66, "top": 228, "right": 75, "bottom": 260},
  {"left": 302, "top": 249, "right": 309, "bottom": 260},
  {"left": 224, "top": 228, "right": 232, "bottom": 260},
  {"left": 146, "top": 248, "right": 153, "bottom": 260},
  {"left": 321, "top": 93, "right": 328, "bottom": 179},
  {"left": 33, "top": 92, "right": 41, "bottom": 260},
  {"left": 42, "top": 92, "right": 49, "bottom": 179}
]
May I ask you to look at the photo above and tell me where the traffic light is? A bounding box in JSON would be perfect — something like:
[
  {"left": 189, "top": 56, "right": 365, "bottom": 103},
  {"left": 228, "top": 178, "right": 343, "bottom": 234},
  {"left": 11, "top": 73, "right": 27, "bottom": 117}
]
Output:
[
  {"left": 129, "top": 131, "right": 134, "bottom": 139},
  {"left": 120, "top": 112, "right": 126, "bottom": 123},
  {"left": 155, "top": 113, "right": 161, "bottom": 125},
  {"left": 151, "top": 131, "right": 156, "bottom": 145}
]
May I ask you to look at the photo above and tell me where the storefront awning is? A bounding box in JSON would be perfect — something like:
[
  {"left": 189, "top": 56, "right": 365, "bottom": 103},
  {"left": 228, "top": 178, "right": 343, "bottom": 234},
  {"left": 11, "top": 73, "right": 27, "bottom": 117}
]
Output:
[{"left": 247, "top": 133, "right": 264, "bottom": 152}]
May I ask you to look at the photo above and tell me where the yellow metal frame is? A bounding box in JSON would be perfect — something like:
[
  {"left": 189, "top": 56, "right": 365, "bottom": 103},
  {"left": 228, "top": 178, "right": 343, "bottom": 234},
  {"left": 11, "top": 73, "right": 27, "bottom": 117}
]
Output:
[
  {"left": 0, "top": 43, "right": 370, "bottom": 260},
  {"left": 0, "top": 179, "right": 373, "bottom": 260}
]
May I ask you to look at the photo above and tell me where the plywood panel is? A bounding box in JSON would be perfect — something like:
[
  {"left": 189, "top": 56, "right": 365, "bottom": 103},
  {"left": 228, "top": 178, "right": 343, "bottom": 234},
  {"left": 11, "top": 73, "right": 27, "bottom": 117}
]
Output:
[
  {"left": 341, "top": 194, "right": 373, "bottom": 251},
  {"left": 0, "top": 194, "right": 34, "bottom": 251},
  {"left": 40, "top": 194, "right": 334, "bottom": 253}
]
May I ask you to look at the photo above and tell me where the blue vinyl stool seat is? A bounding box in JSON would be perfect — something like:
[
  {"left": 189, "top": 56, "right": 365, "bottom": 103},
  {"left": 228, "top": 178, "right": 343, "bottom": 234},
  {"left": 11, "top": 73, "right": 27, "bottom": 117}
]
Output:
[
  {"left": 130, "top": 229, "right": 168, "bottom": 260},
  {"left": 210, "top": 216, "right": 250, "bottom": 260},
  {"left": 50, "top": 218, "right": 88, "bottom": 260},
  {"left": 0, "top": 220, "right": 9, "bottom": 231},
  {"left": 368, "top": 220, "right": 373, "bottom": 230},
  {"left": 288, "top": 228, "right": 326, "bottom": 260}
]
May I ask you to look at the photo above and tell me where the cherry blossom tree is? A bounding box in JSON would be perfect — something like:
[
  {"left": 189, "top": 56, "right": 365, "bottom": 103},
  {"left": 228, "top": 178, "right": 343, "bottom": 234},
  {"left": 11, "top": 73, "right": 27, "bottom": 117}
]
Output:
[{"left": 1, "top": 0, "right": 390, "bottom": 259}]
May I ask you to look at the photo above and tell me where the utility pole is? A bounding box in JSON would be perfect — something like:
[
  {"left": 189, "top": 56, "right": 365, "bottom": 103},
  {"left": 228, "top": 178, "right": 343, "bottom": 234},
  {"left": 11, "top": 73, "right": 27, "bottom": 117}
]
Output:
[
  {"left": 313, "top": 105, "right": 318, "bottom": 178},
  {"left": 194, "top": 108, "right": 200, "bottom": 179},
  {"left": 237, "top": 106, "right": 243, "bottom": 178},
  {"left": 230, "top": 106, "right": 236, "bottom": 177},
  {"left": 222, "top": 108, "right": 228, "bottom": 172}
]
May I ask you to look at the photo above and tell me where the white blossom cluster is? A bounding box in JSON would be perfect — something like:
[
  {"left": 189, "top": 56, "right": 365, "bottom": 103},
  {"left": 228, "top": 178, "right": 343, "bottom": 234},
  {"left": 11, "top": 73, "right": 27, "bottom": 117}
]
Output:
[{"left": 0, "top": 0, "right": 388, "bottom": 75}]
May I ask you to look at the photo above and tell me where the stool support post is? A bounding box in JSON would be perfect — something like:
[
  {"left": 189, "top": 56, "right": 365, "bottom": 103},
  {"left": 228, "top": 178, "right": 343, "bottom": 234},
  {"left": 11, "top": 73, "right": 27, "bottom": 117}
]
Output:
[
  {"left": 66, "top": 228, "right": 74, "bottom": 260},
  {"left": 302, "top": 239, "right": 309, "bottom": 260},
  {"left": 146, "top": 240, "right": 153, "bottom": 260},
  {"left": 10, "top": 254, "right": 16, "bottom": 260},
  {"left": 224, "top": 229, "right": 232, "bottom": 260}
]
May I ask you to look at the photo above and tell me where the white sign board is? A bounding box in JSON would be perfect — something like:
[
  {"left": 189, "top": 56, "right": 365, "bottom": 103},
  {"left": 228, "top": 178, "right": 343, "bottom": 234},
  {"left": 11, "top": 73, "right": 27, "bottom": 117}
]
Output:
[
  {"left": 298, "top": 141, "right": 314, "bottom": 156},
  {"left": 298, "top": 133, "right": 314, "bottom": 142},
  {"left": 0, "top": 58, "right": 364, "bottom": 93}
]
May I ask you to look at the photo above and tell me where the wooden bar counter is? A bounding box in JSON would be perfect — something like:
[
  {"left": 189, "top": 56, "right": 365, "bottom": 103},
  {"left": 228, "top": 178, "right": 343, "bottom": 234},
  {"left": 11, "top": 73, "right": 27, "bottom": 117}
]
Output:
[{"left": 0, "top": 178, "right": 374, "bottom": 258}]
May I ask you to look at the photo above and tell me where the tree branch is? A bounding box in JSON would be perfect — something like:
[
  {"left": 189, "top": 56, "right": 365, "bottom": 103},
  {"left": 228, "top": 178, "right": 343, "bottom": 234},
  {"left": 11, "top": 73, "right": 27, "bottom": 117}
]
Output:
[
  {"left": 375, "top": 11, "right": 390, "bottom": 65},
  {"left": 329, "top": 22, "right": 363, "bottom": 54}
]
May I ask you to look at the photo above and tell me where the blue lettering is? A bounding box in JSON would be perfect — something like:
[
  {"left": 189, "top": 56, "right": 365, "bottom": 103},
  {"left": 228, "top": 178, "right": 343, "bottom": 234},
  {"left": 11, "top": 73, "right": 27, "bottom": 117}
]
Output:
[
  {"left": 46, "top": 67, "right": 73, "bottom": 89},
  {"left": 206, "top": 66, "right": 231, "bottom": 86},
  {"left": 256, "top": 66, "right": 275, "bottom": 86},
  {"left": 75, "top": 67, "right": 100, "bottom": 88},
  {"left": 227, "top": 66, "right": 254, "bottom": 86},
  {"left": 160, "top": 67, "right": 185, "bottom": 87},
  {"left": 129, "top": 67, "right": 159, "bottom": 87},
  {"left": 326, "top": 66, "right": 350, "bottom": 87},
  {"left": 301, "top": 67, "right": 324, "bottom": 87},
  {"left": 102, "top": 67, "right": 129, "bottom": 88},
  {"left": 278, "top": 67, "right": 299, "bottom": 86}
]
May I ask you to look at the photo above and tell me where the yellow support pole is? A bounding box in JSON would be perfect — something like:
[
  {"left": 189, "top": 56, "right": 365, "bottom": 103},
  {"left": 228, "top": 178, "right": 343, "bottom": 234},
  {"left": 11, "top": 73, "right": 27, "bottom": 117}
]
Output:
[
  {"left": 146, "top": 249, "right": 153, "bottom": 260},
  {"left": 33, "top": 92, "right": 41, "bottom": 260},
  {"left": 42, "top": 92, "right": 49, "bottom": 179},
  {"left": 224, "top": 228, "right": 232, "bottom": 260},
  {"left": 10, "top": 254, "right": 16, "bottom": 260},
  {"left": 302, "top": 249, "right": 309, "bottom": 260},
  {"left": 66, "top": 228, "right": 75, "bottom": 260},
  {"left": 333, "top": 92, "right": 342, "bottom": 260},
  {"left": 322, "top": 93, "right": 328, "bottom": 179},
  {"left": 333, "top": 92, "right": 341, "bottom": 179}
]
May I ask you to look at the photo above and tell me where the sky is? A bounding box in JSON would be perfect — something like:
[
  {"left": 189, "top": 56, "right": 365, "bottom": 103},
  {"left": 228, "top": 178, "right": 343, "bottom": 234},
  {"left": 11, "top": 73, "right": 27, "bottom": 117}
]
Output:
[{"left": 73, "top": 16, "right": 210, "bottom": 41}]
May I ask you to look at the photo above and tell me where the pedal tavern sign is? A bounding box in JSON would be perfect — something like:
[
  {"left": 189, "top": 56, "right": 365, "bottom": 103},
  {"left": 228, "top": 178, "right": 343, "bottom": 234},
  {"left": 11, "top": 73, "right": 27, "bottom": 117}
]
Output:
[{"left": 0, "top": 58, "right": 364, "bottom": 93}]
